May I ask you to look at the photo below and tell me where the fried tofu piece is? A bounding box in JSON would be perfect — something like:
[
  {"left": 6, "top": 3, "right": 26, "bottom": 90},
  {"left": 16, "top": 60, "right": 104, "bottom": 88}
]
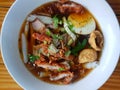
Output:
[
  {"left": 79, "top": 49, "right": 97, "bottom": 63},
  {"left": 88, "top": 30, "right": 104, "bottom": 51}
]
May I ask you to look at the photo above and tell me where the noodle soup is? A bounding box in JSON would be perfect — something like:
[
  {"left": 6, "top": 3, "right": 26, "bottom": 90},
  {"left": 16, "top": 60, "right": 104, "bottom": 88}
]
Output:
[{"left": 19, "top": 0, "right": 104, "bottom": 85}]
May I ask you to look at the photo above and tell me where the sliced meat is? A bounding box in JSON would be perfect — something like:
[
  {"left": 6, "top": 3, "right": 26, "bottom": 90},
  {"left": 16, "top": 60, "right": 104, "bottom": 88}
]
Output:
[
  {"left": 27, "top": 14, "right": 53, "bottom": 25},
  {"left": 49, "top": 54, "right": 75, "bottom": 62},
  {"left": 61, "top": 61, "right": 70, "bottom": 69},
  {"left": 64, "top": 55, "right": 75, "bottom": 61},
  {"left": 32, "top": 19, "right": 46, "bottom": 33},
  {"left": 35, "top": 61, "right": 70, "bottom": 71},
  {"left": 54, "top": 49, "right": 75, "bottom": 61},
  {"left": 58, "top": 0, "right": 69, "bottom": 4},
  {"left": 33, "top": 44, "right": 49, "bottom": 56},
  {"left": 56, "top": 1, "right": 84, "bottom": 15},
  {"left": 39, "top": 71, "right": 50, "bottom": 78},
  {"left": 46, "top": 24, "right": 56, "bottom": 30},
  {"left": 49, "top": 71, "right": 73, "bottom": 84},
  {"left": 37, "top": 15, "right": 53, "bottom": 25},
  {"left": 49, "top": 50, "right": 74, "bottom": 61},
  {"left": 32, "top": 33, "right": 52, "bottom": 44}
]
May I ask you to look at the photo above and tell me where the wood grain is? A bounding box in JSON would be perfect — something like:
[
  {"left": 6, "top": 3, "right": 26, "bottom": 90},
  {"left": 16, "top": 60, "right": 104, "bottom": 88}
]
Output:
[
  {"left": 0, "top": 8, "right": 9, "bottom": 31},
  {"left": 0, "top": 0, "right": 120, "bottom": 90},
  {"left": 0, "top": 0, "right": 15, "bottom": 7},
  {"left": 107, "top": 0, "right": 120, "bottom": 23}
]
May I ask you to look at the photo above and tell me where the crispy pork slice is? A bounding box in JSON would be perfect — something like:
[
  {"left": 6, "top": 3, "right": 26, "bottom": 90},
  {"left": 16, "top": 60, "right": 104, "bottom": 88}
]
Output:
[
  {"left": 32, "top": 33, "right": 52, "bottom": 44},
  {"left": 35, "top": 61, "right": 70, "bottom": 71},
  {"left": 56, "top": 1, "right": 83, "bottom": 14},
  {"left": 49, "top": 71, "right": 73, "bottom": 84},
  {"left": 58, "top": 0, "right": 69, "bottom": 4},
  {"left": 27, "top": 14, "right": 53, "bottom": 25}
]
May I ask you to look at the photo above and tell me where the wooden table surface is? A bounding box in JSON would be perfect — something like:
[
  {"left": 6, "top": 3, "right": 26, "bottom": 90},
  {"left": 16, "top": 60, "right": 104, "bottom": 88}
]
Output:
[{"left": 0, "top": 0, "right": 120, "bottom": 90}]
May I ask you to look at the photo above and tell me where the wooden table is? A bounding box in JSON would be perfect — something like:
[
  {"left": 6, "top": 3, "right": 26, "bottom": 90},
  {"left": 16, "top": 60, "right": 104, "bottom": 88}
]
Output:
[{"left": 0, "top": 0, "right": 120, "bottom": 90}]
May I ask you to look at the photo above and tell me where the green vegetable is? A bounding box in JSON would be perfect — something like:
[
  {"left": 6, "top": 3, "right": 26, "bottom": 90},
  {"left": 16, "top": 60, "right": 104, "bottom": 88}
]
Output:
[
  {"left": 82, "top": 39, "right": 87, "bottom": 47},
  {"left": 53, "top": 15, "right": 61, "bottom": 28},
  {"left": 67, "top": 39, "right": 73, "bottom": 46},
  {"left": 67, "top": 20, "right": 75, "bottom": 33},
  {"left": 60, "top": 27, "right": 65, "bottom": 32},
  {"left": 63, "top": 17, "right": 76, "bottom": 41},
  {"left": 46, "top": 29, "right": 62, "bottom": 40},
  {"left": 52, "top": 34, "right": 62, "bottom": 40},
  {"left": 65, "top": 50, "right": 71, "bottom": 57},
  {"left": 28, "top": 54, "right": 40, "bottom": 63},
  {"left": 46, "top": 29, "right": 51, "bottom": 36},
  {"left": 59, "top": 20, "right": 63, "bottom": 25},
  {"left": 71, "top": 39, "right": 87, "bottom": 55},
  {"left": 58, "top": 68, "right": 65, "bottom": 72}
]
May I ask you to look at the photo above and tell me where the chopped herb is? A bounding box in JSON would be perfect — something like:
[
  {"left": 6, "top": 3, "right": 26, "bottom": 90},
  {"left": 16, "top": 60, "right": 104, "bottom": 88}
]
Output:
[
  {"left": 46, "top": 29, "right": 62, "bottom": 40},
  {"left": 81, "top": 39, "right": 87, "bottom": 48},
  {"left": 59, "top": 20, "right": 63, "bottom": 25},
  {"left": 52, "top": 34, "right": 62, "bottom": 40},
  {"left": 53, "top": 15, "right": 61, "bottom": 28},
  {"left": 58, "top": 68, "right": 65, "bottom": 72},
  {"left": 60, "top": 27, "right": 65, "bottom": 32},
  {"left": 67, "top": 20, "right": 75, "bottom": 33},
  {"left": 67, "top": 39, "right": 73, "bottom": 46},
  {"left": 28, "top": 54, "right": 40, "bottom": 63},
  {"left": 71, "top": 39, "right": 87, "bottom": 55},
  {"left": 46, "top": 29, "right": 51, "bottom": 36},
  {"left": 65, "top": 50, "right": 71, "bottom": 57},
  {"left": 63, "top": 17, "right": 76, "bottom": 41}
]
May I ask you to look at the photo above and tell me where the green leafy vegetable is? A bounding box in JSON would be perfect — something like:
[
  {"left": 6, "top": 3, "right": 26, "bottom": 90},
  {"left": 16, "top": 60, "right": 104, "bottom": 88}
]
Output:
[
  {"left": 58, "top": 68, "right": 65, "bottom": 72},
  {"left": 59, "top": 20, "right": 63, "bottom": 25},
  {"left": 81, "top": 39, "right": 87, "bottom": 47},
  {"left": 53, "top": 15, "right": 62, "bottom": 28},
  {"left": 28, "top": 54, "right": 40, "bottom": 63},
  {"left": 67, "top": 39, "right": 73, "bottom": 46},
  {"left": 71, "top": 39, "right": 87, "bottom": 55},
  {"left": 46, "top": 29, "right": 62, "bottom": 40},
  {"left": 60, "top": 27, "right": 65, "bottom": 32},
  {"left": 63, "top": 17, "right": 76, "bottom": 41},
  {"left": 46, "top": 29, "right": 51, "bottom": 36},
  {"left": 65, "top": 50, "right": 71, "bottom": 57},
  {"left": 67, "top": 20, "right": 75, "bottom": 33},
  {"left": 52, "top": 34, "right": 62, "bottom": 40}
]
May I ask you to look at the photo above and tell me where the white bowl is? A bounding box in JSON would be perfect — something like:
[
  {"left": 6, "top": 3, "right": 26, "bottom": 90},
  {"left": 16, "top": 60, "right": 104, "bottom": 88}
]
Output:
[{"left": 1, "top": 0, "right": 120, "bottom": 90}]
